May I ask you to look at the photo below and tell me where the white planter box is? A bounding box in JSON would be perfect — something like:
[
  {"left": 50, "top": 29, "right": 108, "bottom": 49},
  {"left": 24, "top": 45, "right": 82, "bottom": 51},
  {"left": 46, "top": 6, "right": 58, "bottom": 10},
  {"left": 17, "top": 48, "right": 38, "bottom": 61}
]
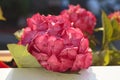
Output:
[{"left": 0, "top": 66, "right": 120, "bottom": 80}]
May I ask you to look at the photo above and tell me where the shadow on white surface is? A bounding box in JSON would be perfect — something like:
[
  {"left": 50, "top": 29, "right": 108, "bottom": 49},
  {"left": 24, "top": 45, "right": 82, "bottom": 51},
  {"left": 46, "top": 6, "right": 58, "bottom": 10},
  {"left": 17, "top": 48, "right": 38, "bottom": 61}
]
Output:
[
  {"left": 5, "top": 68, "right": 97, "bottom": 80},
  {"left": 1, "top": 66, "right": 120, "bottom": 80}
]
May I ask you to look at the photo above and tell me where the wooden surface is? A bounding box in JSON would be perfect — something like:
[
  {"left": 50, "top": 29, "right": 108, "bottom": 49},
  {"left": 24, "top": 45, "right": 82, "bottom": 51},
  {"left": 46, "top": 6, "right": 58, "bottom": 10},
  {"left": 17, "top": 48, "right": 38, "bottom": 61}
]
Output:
[
  {"left": 0, "top": 66, "right": 120, "bottom": 80},
  {"left": 0, "top": 50, "right": 12, "bottom": 62}
]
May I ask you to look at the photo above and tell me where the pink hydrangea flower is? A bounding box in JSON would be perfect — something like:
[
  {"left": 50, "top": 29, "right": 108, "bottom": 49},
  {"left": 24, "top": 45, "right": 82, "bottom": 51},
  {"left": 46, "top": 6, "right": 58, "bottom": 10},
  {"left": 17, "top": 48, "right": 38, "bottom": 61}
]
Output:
[
  {"left": 19, "top": 5, "right": 92, "bottom": 72},
  {"left": 108, "top": 11, "right": 120, "bottom": 23},
  {"left": 61, "top": 5, "right": 96, "bottom": 34}
]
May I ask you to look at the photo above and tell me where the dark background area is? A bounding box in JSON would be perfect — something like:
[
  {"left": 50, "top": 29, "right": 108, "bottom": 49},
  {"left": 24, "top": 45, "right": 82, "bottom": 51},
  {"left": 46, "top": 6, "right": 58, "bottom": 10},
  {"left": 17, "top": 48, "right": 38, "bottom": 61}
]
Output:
[{"left": 0, "top": 0, "right": 120, "bottom": 50}]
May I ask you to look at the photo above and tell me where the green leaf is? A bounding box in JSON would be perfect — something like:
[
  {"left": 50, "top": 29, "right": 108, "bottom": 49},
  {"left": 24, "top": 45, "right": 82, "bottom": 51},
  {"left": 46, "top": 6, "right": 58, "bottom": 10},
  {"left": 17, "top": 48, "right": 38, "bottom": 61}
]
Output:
[
  {"left": 7, "top": 44, "right": 41, "bottom": 68},
  {"left": 109, "top": 50, "right": 120, "bottom": 65},
  {"left": 103, "top": 50, "right": 110, "bottom": 65},
  {"left": 92, "top": 51, "right": 100, "bottom": 65},
  {"left": 92, "top": 50, "right": 110, "bottom": 66},
  {"left": 111, "top": 19, "right": 120, "bottom": 41},
  {"left": 102, "top": 11, "right": 113, "bottom": 48},
  {"left": 0, "top": 7, "right": 6, "bottom": 21},
  {"left": 14, "top": 29, "right": 24, "bottom": 40}
]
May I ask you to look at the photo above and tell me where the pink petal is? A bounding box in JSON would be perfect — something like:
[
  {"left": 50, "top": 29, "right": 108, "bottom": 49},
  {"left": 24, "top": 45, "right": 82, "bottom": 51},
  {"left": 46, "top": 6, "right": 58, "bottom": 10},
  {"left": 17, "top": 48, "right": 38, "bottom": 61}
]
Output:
[
  {"left": 71, "top": 54, "right": 85, "bottom": 71},
  {"left": 21, "top": 31, "right": 37, "bottom": 45},
  {"left": 34, "top": 53, "right": 49, "bottom": 61},
  {"left": 60, "top": 47, "right": 78, "bottom": 60},
  {"left": 84, "top": 52, "right": 92, "bottom": 68},
  {"left": 47, "top": 55, "right": 60, "bottom": 72},
  {"left": 62, "top": 28, "right": 83, "bottom": 46},
  {"left": 59, "top": 58, "right": 73, "bottom": 72},
  {"left": 52, "top": 39, "right": 64, "bottom": 55},
  {"left": 48, "top": 36, "right": 64, "bottom": 55},
  {"left": 35, "top": 34, "right": 49, "bottom": 54},
  {"left": 47, "top": 36, "right": 56, "bottom": 54},
  {"left": 40, "top": 61, "right": 48, "bottom": 68},
  {"left": 79, "top": 38, "right": 89, "bottom": 53}
]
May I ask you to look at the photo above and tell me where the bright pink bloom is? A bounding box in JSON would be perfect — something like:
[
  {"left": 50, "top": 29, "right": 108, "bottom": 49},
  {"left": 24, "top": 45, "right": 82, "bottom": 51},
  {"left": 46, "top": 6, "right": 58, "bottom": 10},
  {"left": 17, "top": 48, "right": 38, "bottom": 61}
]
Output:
[
  {"left": 108, "top": 11, "right": 120, "bottom": 23},
  {"left": 19, "top": 7, "right": 92, "bottom": 72},
  {"left": 61, "top": 5, "right": 96, "bottom": 34}
]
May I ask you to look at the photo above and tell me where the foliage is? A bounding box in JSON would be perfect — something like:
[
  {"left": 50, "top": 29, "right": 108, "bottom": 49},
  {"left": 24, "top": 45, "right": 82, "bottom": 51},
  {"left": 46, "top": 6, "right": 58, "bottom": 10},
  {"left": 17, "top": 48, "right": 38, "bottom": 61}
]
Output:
[
  {"left": 0, "top": 7, "right": 6, "bottom": 21},
  {"left": 92, "top": 11, "right": 120, "bottom": 66},
  {"left": 7, "top": 44, "right": 40, "bottom": 67}
]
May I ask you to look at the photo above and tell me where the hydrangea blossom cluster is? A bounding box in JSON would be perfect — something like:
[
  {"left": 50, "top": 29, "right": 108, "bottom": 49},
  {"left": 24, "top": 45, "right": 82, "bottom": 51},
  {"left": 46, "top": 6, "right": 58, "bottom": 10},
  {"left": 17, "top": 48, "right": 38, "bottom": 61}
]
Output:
[
  {"left": 108, "top": 11, "right": 120, "bottom": 23},
  {"left": 19, "top": 5, "right": 96, "bottom": 72},
  {"left": 61, "top": 5, "right": 96, "bottom": 34}
]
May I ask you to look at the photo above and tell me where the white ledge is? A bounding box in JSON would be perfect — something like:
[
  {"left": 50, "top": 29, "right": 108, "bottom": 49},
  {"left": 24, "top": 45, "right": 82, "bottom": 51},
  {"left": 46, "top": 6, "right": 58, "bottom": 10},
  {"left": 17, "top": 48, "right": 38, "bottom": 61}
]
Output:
[{"left": 0, "top": 66, "right": 120, "bottom": 80}]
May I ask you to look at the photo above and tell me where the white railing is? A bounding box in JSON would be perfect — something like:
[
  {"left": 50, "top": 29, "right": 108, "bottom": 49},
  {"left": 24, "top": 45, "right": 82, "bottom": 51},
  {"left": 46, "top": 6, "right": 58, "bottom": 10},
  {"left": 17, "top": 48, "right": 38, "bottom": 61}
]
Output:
[{"left": 0, "top": 66, "right": 120, "bottom": 80}]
